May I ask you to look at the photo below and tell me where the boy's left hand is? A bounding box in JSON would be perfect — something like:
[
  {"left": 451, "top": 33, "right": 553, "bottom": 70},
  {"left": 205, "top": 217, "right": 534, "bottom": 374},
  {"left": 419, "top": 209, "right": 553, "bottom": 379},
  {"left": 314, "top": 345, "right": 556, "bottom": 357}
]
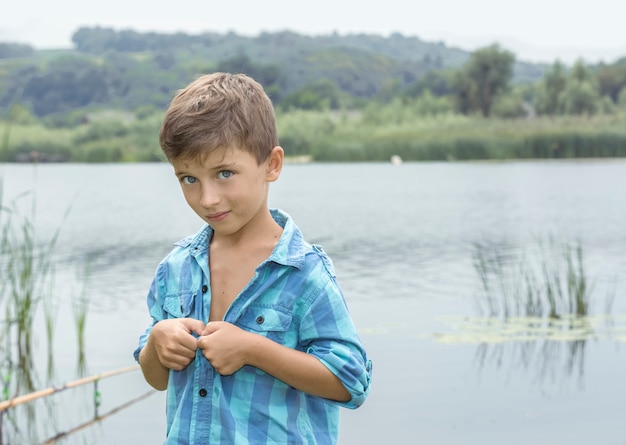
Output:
[{"left": 197, "top": 322, "right": 254, "bottom": 375}]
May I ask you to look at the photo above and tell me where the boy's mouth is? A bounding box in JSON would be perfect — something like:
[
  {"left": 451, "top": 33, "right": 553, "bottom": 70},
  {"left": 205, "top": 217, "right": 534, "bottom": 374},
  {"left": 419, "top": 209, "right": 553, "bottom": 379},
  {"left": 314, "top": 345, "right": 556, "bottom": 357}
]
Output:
[{"left": 206, "top": 211, "right": 230, "bottom": 222}]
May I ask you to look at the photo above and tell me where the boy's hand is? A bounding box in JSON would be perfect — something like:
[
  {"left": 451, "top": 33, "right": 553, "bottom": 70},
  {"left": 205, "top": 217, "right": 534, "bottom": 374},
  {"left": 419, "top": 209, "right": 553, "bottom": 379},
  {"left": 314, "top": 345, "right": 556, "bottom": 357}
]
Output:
[
  {"left": 197, "top": 322, "right": 254, "bottom": 375},
  {"left": 197, "top": 322, "right": 351, "bottom": 402},
  {"left": 151, "top": 318, "right": 206, "bottom": 371}
]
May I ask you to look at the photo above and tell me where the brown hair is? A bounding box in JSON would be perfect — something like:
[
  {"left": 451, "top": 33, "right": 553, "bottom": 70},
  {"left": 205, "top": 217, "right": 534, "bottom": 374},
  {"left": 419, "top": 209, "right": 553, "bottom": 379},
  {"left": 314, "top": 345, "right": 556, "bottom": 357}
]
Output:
[{"left": 159, "top": 72, "right": 278, "bottom": 164}]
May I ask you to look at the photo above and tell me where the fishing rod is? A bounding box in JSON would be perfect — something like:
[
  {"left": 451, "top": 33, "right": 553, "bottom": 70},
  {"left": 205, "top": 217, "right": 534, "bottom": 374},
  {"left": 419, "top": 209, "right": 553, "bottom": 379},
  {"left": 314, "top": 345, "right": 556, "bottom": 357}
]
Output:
[
  {"left": 1, "top": 364, "right": 157, "bottom": 445},
  {"left": 0, "top": 364, "right": 140, "bottom": 413},
  {"left": 41, "top": 389, "right": 156, "bottom": 444}
]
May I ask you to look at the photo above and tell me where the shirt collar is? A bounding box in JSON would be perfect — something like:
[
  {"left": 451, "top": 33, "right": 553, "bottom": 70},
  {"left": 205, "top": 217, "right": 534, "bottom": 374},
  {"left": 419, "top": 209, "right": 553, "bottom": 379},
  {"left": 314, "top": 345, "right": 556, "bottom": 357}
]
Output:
[
  {"left": 174, "top": 208, "right": 307, "bottom": 270},
  {"left": 268, "top": 208, "right": 306, "bottom": 269}
]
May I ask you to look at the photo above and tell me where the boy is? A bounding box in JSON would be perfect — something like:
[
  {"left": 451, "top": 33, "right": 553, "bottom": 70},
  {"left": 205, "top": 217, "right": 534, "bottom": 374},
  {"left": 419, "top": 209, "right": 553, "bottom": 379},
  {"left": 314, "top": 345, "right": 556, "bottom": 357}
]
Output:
[{"left": 134, "top": 72, "right": 371, "bottom": 444}]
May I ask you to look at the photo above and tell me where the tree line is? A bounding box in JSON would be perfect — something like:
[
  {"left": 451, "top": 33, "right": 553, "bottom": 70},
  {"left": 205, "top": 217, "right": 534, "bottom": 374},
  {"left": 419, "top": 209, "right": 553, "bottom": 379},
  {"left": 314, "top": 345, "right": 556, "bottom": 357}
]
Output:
[
  {"left": 0, "top": 28, "right": 625, "bottom": 163},
  {"left": 0, "top": 28, "right": 544, "bottom": 118},
  {"left": 1, "top": 28, "right": 625, "bottom": 122}
]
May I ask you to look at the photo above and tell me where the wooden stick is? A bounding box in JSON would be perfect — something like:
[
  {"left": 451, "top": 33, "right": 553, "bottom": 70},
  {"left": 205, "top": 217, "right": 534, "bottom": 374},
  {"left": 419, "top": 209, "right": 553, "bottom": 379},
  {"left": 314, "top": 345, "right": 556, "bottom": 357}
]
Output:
[
  {"left": 41, "top": 389, "right": 156, "bottom": 444},
  {"left": 0, "top": 364, "right": 140, "bottom": 412}
]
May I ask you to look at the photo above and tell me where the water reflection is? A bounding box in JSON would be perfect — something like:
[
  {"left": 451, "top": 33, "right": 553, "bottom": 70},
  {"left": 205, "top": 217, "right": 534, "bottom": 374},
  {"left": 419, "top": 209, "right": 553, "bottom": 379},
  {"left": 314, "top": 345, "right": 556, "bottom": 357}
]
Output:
[
  {"left": 0, "top": 191, "right": 61, "bottom": 443},
  {"left": 431, "top": 236, "right": 623, "bottom": 389},
  {"left": 435, "top": 314, "right": 626, "bottom": 389},
  {"left": 1, "top": 192, "right": 99, "bottom": 444}
]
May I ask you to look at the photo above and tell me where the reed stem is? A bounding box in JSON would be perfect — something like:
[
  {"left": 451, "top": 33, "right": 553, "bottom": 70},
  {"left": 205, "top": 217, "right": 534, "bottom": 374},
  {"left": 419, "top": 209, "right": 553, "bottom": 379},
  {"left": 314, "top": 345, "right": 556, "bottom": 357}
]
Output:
[{"left": 473, "top": 237, "right": 598, "bottom": 320}]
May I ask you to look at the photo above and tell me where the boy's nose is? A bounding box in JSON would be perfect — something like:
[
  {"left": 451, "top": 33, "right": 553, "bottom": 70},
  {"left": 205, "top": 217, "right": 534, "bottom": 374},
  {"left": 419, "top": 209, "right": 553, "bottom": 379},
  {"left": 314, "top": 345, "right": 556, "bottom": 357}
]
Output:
[{"left": 199, "top": 185, "right": 220, "bottom": 208}]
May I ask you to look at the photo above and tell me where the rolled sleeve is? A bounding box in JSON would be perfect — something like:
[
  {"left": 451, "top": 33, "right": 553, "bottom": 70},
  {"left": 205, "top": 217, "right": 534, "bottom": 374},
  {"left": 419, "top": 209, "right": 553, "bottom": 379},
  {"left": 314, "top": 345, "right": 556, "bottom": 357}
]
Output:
[
  {"left": 300, "top": 279, "right": 372, "bottom": 409},
  {"left": 316, "top": 343, "right": 372, "bottom": 409}
]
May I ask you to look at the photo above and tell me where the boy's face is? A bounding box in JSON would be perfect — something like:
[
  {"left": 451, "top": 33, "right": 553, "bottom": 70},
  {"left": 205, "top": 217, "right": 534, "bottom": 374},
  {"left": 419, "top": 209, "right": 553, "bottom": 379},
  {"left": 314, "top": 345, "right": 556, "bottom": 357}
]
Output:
[{"left": 171, "top": 146, "right": 282, "bottom": 238}]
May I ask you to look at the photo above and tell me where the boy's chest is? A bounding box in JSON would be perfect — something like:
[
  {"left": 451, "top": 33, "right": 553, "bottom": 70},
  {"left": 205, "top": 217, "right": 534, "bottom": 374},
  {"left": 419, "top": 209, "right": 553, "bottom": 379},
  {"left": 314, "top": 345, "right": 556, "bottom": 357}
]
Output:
[{"left": 208, "top": 248, "right": 271, "bottom": 321}]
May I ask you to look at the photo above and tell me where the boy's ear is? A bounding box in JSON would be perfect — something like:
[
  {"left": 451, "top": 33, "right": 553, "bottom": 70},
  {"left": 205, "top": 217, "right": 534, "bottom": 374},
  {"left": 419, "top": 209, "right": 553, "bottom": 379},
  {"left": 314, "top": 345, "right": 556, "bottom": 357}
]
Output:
[{"left": 265, "top": 146, "right": 284, "bottom": 182}]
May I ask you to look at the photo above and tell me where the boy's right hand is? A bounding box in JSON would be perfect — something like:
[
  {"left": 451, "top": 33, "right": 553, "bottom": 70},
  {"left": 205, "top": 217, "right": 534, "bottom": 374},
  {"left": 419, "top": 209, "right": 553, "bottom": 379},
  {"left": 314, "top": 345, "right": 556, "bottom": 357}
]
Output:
[{"left": 150, "top": 318, "right": 206, "bottom": 371}]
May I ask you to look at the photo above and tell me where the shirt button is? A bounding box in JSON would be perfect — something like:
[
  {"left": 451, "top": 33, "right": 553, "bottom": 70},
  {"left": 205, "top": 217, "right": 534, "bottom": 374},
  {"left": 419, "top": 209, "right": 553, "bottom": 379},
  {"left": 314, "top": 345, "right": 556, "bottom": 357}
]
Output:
[
  {"left": 202, "top": 285, "right": 208, "bottom": 293},
  {"left": 256, "top": 315, "right": 265, "bottom": 324},
  {"left": 199, "top": 388, "right": 208, "bottom": 397}
]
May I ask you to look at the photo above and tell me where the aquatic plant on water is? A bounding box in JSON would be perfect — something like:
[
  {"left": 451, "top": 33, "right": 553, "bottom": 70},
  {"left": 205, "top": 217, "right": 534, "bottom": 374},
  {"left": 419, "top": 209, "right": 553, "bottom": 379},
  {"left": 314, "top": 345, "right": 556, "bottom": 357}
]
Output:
[
  {"left": 0, "top": 179, "right": 93, "bottom": 444},
  {"left": 0, "top": 185, "right": 60, "bottom": 443},
  {"left": 0, "top": 179, "right": 144, "bottom": 445},
  {"left": 435, "top": 236, "right": 621, "bottom": 390},
  {"left": 72, "top": 262, "right": 91, "bottom": 376},
  {"left": 472, "top": 236, "right": 598, "bottom": 320}
]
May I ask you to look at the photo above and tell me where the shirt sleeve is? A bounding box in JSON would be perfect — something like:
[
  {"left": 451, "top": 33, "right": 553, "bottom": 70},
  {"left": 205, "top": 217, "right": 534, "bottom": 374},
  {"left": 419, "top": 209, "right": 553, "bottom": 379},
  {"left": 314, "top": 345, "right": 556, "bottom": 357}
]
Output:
[
  {"left": 299, "top": 276, "right": 372, "bottom": 409},
  {"left": 132, "top": 267, "right": 166, "bottom": 362}
]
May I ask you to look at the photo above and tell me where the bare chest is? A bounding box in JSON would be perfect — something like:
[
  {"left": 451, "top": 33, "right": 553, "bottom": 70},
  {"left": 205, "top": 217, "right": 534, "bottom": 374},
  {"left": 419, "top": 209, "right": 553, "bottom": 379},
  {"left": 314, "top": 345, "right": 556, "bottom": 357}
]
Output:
[{"left": 208, "top": 250, "right": 269, "bottom": 321}]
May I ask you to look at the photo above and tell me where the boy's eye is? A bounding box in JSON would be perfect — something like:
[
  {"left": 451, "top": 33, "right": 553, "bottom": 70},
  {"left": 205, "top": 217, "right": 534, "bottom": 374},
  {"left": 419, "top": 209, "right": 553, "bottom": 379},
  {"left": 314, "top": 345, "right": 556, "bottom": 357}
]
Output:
[
  {"left": 181, "top": 176, "right": 197, "bottom": 185},
  {"left": 218, "top": 170, "right": 234, "bottom": 179}
]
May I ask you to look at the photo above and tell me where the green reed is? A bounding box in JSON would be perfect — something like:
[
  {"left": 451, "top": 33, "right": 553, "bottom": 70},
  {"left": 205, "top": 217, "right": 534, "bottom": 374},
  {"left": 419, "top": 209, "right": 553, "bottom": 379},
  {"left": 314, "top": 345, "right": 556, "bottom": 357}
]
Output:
[
  {"left": 3, "top": 111, "right": 626, "bottom": 163},
  {"left": 473, "top": 237, "right": 596, "bottom": 320},
  {"left": 0, "top": 182, "right": 93, "bottom": 444},
  {"left": 0, "top": 185, "right": 60, "bottom": 441},
  {"left": 72, "top": 261, "right": 91, "bottom": 376}
]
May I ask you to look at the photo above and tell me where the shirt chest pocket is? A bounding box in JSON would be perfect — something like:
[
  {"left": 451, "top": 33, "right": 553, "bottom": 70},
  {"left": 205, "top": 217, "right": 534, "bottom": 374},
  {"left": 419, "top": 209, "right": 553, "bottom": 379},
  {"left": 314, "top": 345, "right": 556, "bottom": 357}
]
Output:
[
  {"left": 238, "top": 304, "right": 293, "bottom": 343},
  {"left": 163, "top": 291, "right": 196, "bottom": 319}
]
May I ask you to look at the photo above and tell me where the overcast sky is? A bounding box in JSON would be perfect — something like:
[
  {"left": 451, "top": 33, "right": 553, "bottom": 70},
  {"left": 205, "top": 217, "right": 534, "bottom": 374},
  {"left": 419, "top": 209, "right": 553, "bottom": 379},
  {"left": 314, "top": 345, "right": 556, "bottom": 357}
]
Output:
[{"left": 2, "top": 0, "right": 625, "bottom": 64}]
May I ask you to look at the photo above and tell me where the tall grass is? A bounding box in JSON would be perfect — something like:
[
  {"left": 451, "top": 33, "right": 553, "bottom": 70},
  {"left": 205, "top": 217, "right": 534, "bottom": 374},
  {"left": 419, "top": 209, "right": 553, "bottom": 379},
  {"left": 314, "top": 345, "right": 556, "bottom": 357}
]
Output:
[
  {"left": 466, "top": 236, "right": 615, "bottom": 390},
  {"left": 0, "top": 185, "right": 60, "bottom": 443},
  {"left": 473, "top": 237, "right": 599, "bottom": 320},
  {"left": 72, "top": 261, "right": 91, "bottom": 376},
  {"left": 313, "top": 112, "right": 626, "bottom": 162},
  {"left": 0, "top": 183, "right": 92, "bottom": 444},
  {"left": 3, "top": 110, "right": 626, "bottom": 163}
]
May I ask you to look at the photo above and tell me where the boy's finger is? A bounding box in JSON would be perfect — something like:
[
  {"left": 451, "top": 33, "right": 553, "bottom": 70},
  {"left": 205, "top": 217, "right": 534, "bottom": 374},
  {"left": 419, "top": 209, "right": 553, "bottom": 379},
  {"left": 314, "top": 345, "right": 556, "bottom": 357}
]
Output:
[
  {"left": 180, "top": 317, "right": 206, "bottom": 335},
  {"left": 200, "top": 321, "right": 220, "bottom": 336}
]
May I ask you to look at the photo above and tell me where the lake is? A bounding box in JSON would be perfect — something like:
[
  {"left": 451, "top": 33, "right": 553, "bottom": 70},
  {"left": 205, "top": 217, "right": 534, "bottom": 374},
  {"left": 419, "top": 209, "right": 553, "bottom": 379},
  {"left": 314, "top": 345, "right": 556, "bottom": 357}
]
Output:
[{"left": 1, "top": 160, "right": 625, "bottom": 444}]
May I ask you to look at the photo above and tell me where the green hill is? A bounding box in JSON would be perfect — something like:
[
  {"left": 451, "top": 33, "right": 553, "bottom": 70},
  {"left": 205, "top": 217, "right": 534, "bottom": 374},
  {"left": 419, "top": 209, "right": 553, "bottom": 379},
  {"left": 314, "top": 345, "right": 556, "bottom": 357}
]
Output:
[{"left": 0, "top": 28, "right": 548, "bottom": 117}]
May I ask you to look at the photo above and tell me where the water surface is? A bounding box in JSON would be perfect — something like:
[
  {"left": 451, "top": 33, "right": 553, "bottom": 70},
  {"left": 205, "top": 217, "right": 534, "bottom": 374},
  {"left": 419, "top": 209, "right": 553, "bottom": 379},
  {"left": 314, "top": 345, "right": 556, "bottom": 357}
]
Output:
[{"left": 1, "top": 160, "right": 625, "bottom": 444}]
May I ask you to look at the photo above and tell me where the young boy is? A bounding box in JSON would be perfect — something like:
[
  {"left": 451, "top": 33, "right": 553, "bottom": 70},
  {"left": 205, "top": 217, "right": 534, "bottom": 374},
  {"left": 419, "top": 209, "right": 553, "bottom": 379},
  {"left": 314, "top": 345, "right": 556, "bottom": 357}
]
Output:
[{"left": 134, "top": 72, "right": 372, "bottom": 444}]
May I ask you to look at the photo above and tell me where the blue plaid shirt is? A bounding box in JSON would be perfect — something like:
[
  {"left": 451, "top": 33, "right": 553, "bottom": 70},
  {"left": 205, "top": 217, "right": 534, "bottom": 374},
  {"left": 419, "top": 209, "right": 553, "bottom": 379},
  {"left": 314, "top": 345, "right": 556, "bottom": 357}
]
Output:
[{"left": 134, "top": 209, "right": 372, "bottom": 444}]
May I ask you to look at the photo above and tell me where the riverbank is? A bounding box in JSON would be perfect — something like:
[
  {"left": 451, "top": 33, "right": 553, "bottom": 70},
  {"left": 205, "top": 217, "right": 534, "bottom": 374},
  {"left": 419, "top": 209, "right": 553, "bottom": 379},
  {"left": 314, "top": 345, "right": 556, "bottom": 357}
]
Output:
[{"left": 2, "top": 111, "right": 626, "bottom": 163}]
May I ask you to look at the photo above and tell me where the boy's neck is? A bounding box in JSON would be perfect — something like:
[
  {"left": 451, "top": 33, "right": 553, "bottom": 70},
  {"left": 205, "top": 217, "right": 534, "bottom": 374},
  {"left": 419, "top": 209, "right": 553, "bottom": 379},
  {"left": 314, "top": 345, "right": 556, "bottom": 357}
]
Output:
[{"left": 211, "top": 207, "right": 283, "bottom": 250}]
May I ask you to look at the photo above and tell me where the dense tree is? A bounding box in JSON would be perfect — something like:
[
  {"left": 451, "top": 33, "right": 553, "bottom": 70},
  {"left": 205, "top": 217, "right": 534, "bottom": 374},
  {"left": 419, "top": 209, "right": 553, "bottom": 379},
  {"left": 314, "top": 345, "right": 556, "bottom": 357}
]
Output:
[
  {"left": 72, "top": 27, "right": 119, "bottom": 53},
  {"left": 557, "top": 81, "right": 600, "bottom": 115},
  {"left": 403, "top": 70, "right": 454, "bottom": 99},
  {"left": 7, "top": 103, "right": 37, "bottom": 124},
  {"left": 0, "top": 50, "right": 189, "bottom": 117},
  {"left": 597, "top": 59, "right": 626, "bottom": 102},
  {"left": 569, "top": 59, "right": 595, "bottom": 83},
  {"left": 214, "top": 53, "right": 285, "bottom": 103},
  {"left": 452, "top": 70, "right": 476, "bottom": 115},
  {"left": 407, "top": 89, "right": 455, "bottom": 116},
  {"left": 3, "top": 57, "right": 109, "bottom": 116},
  {"left": 491, "top": 90, "right": 528, "bottom": 118},
  {"left": 534, "top": 60, "right": 568, "bottom": 115},
  {"left": 558, "top": 59, "right": 603, "bottom": 115},
  {"left": 0, "top": 43, "right": 34, "bottom": 59},
  {"left": 3, "top": 28, "right": 625, "bottom": 122},
  {"left": 618, "top": 87, "right": 626, "bottom": 109},
  {"left": 215, "top": 53, "right": 283, "bottom": 87},
  {"left": 453, "top": 44, "right": 515, "bottom": 117},
  {"left": 72, "top": 26, "right": 201, "bottom": 54},
  {"left": 280, "top": 80, "right": 341, "bottom": 110},
  {"left": 533, "top": 59, "right": 608, "bottom": 116}
]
